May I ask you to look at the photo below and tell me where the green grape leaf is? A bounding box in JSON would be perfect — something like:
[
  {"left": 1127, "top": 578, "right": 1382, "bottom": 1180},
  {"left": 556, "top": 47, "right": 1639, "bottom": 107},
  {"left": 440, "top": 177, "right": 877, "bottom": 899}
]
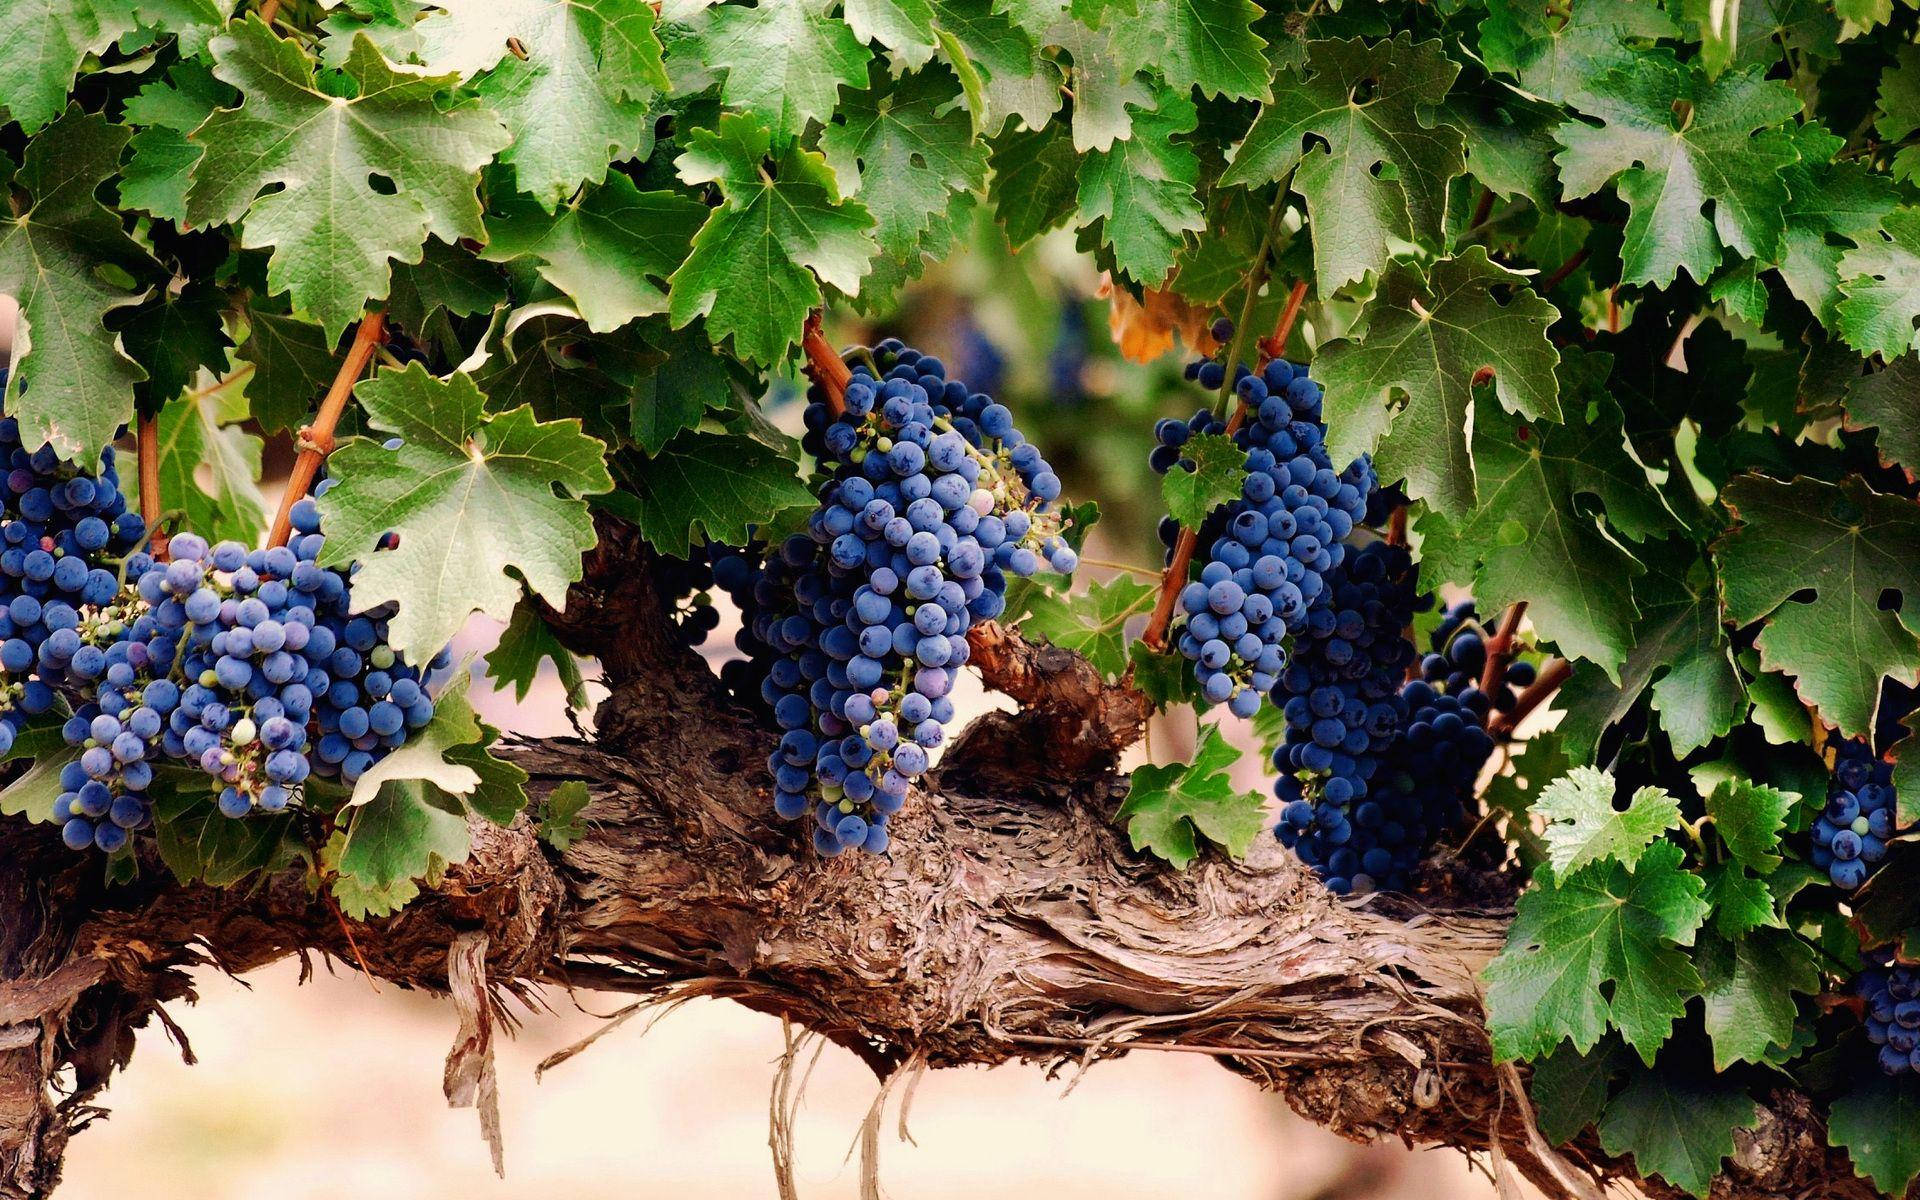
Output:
[
  {"left": 987, "top": 122, "right": 1079, "bottom": 249},
  {"left": 185, "top": 18, "right": 511, "bottom": 340},
  {"left": 1595, "top": 1062, "right": 1758, "bottom": 1198},
  {"left": 1777, "top": 128, "right": 1898, "bottom": 326},
  {"left": 1839, "top": 207, "right": 1920, "bottom": 360},
  {"left": 1076, "top": 86, "right": 1205, "bottom": 284},
  {"left": 618, "top": 430, "right": 814, "bottom": 557},
  {"left": 119, "top": 60, "right": 232, "bottom": 222},
  {"left": 134, "top": 389, "right": 271, "bottom": 547},
  {"left": 1479, "top": 0, "right": 1677, "bottom": 105},
  {"left": 317, "top": 364, "right": 615, "bottom": 656},
  {"left": 484, "top": 174, "right": 704, "bottom": 334},
  {"left": 1877, "top": 45, "right": 1920, "bottom": 183},
  {"left": 666, "top": 114, "right": 877, "bottom": 365},
  {"left": 1221, "top": 36, "right": 1464, "bottom": 296},
  {"left": 1716, "top": 474, "right": 1920, "bottom": 738},
  {"left": 1831, "top": 1073, "right": 1920, "bottom": 1198},
  {"left": 386, "top": 239, "right": 508, "bottom": 336},
  {"left": 1129, "top": 638, "right": 1202, "bottom": 708},
  {"left": 1483, "top": 840, "right": 1710, "bottom": 1063},
  {"left": 1528, "top": 1039, "right": 1627, "bottom": 1145},
  {"left": 236, "top": 311, "right": 335, "bottom": 434},
  {"left": 0, "top": 107, "right": 154, "bottom": 461},
  {"left": 1551, "top": 549, "right": 1741, "bottom": 759},
  {"left": 1315, "top": 249, "right": 1561, "bottom": 518},
  {"left": 1160, "top": 433, "right": 1244, "bottom": 530},
  {"left": 448, "top": 724, "right": 530, "bottom": 826},
  {"left": 0, "top": 0, "right": 229, "bottom": 133},
  {"left": 1701, "top": 861, "right": 1780, "bottom": 938},
  {"left": 334, "top": 779, "right": 472, "bottom": 899},
  {"left": 1105, "top": 0, "right": 1268, "bottom": 101},
  {"left": 822, "top": 68, "right": 988, "bottom": 264},
  {"left": 1115, "top": 724, "right": 1268, "bottom": 870},
  {"left": 346, "top": 673, "right": 486, "bottom": 807},
  {"left": 0, "top": 749, "right": 80, "bottom": 823},
  {"left": 486, "top": 598, "right": 590, "bottom": 712},
  {"left": 414, "top": 0, "right": 666, "bottom": 205},
  {"left": 1054, "top": 24, "right": 1148, "bottom": 152},
  {"left": 152, "top": 778, "right": 302, "bottom": 888},
  {"left": 1704, "top": 776, "right": 1796, "bottom": 873},
  {"left": 1480, "top": 730, "right": 1567, "bottom": 869},
  {"left": 1844, "top": 356, "right": 1920, "bottom": 477},
  {"left": 1019, "top": 575, "right": 1155, "bottom": 680},
  {"left": 539, "top": 780, "right": 592, "bottom": 850},
  {"left": 1554, "top": 57, "right": 1802, "bottom": 288},
  {"left": 1535, "top": 767, "right": 1681, "bottom": 876},
  {"left": 931, "top": 0, "right": 1060, "bottom": 136},
  {"left": 1696, "top": 928, "right": 1818, "bottom": 1070},
  {"left": 843, "top": 0, "right": 937, "bottom": 67},
  {"left": 689, "top": 0, "right": 868, "bottom": 138},
  {"left": 112, "top": 284, "right": 233, "bottom": 415}
]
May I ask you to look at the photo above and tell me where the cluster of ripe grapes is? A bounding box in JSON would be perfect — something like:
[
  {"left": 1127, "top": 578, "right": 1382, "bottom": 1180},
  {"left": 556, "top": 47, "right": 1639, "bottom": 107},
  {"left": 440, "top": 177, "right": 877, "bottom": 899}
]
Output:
[
  {"left": 1813, "top": 739, "right": 1899, "bottom": 890},
  {"left": 750, "top": 340, "right": 1075, "bottom": 855},
  {"left": 1858, "top": 956, "right": 1920, "bottom": 1075},
  {"left": 1150, "top": 352, "right": 1372, "bottom": 716},
  {"left": 0, "top": 413, "right": 448, "bottom": 852}
]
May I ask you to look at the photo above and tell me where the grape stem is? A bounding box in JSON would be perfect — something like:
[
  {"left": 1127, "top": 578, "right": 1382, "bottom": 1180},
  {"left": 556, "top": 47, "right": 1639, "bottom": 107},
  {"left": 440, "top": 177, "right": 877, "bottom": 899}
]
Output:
[
  {"left": 1489, "top": 657, "right": 1571, "bottom": 736},
  {"left": 1478, "top": 601, "right": 1528, "bottom": 696},
  {"left": 1074, "top": 556, "right": 1161, "bottom": 579},
  {"left": 136, "top": 410, "right": 168, "bottom": 562},
  {"left": 266, "top": 310, "right": 386, "bottom": 550},
  {"left": 1142, "top": 270, "right": 1310, "bottom": 653},
  {"left": 801, "top": 311, "right": 852, "bottom": 414}
]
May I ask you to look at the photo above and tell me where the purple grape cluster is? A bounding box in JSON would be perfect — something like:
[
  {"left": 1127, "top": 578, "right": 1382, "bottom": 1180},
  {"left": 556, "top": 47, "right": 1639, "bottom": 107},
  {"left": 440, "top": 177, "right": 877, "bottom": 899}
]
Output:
[
  {"left": 1859, "top": 956, "right": 1920, "bottom": 1075},
  {"left": 759, "top": 340, "right": 1075, "bottom": 855},
  {"left": 1812, "top": 739, "right": 1899, "bottom": 890}
]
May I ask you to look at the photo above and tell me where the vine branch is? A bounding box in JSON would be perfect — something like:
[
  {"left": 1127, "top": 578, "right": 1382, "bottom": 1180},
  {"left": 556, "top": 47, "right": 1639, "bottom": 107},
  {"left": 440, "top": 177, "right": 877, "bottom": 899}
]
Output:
[
  {"left": 1489, "top": 657, "right": 1570, "bottom": 736},
  {"left": 266, "top": 311, "right": 385, "bottom": 550},
  {"left": 134, "top": 412, "right": 167, "bottom": 562},
  {"left": 1479, "top": 602, "right": 1527, "bottom": 697}
]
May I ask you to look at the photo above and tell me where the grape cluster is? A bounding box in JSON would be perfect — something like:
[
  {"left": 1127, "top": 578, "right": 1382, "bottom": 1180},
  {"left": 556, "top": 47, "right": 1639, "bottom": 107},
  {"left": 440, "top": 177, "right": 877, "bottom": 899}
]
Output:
[
  {"left": 1272, "top": 555, "right": 1504, "bottom": 894},
  {"left": 759, "top": 340, "right": 1075, "bottom": 855},
  {"left": 1152, "top": 348, "right": 1373, "bottom": 716},
  {"left": 1812, "top": 739, "right": 1899, "bottom": 890},
  {"left": 1858, "top": 956, "right": 1920, "bottom": 1075},
  {"left": 48, "top": 471, "right": 447, "bottom": 852}
]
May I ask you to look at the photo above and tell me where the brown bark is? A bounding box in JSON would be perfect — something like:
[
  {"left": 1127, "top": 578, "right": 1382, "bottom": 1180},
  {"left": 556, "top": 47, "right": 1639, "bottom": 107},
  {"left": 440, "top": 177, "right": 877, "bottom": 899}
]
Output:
[{"left": 0, "top": 527, "right": 1876, "bottom": 1200}]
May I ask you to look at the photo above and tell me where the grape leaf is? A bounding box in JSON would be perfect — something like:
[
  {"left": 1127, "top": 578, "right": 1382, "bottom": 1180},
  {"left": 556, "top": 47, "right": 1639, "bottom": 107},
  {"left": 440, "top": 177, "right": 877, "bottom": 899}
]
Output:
[
  {"left": 1696, "top": 928, "right": 1817, "bottom": 1070},
  {"left": 1314, "top": 249, "right": 1561, "bottom": 518},
  {"left": 1160, "top": 433, "right": 1244, "bottom": 530},
  {"left": 843, "top": 0, "right": 938, "bottom": 67},
  {"left": 1701, "top": 861, "right": 1780, "bottom": 937},
  {"left": 1876, "top": 45, "right": 1920, "bottom": 184},
  {"left": 1076, "top": 86, "right": 1205, "bottom": 284},
  {"left": 0, "top": 107, "right": 154, "bottom": 462},
  {"left": 1053, "top": 23, "right": 1149, "bottom": 153},
  {"left": 1484, "top": 840, "right": 1710, "bottom": 1063},
  {"left": 1838, "top": 206, "right": 1920, "bottom": 360},
  {"left": 1831, "top": 1073, "right": 1920, "bottom": 1198},
  {"left": 1479, "top": 0, "right": 1677, "bottom": 105},
  {"left": 618, "top": 430, "right": 814, "bottom": 557},
  {"left": 1704, "top": 776, "right": 1795, "bottom": 872},
  {"left": 1595, "top": 1062, "right": 1758, "bottom": 1198},
  {"left": 0, "top": 0, "right": 229, "bottom": 134},
  {"left": 988, "top": 122, "right": 1079, "bottom": 249},
  {"left": 484, "top": 174, "right": 704, "bottom": 334},
  {"left": 118, "top": 60, "right": 232, "bottom": 223},
  {"left": 689, "top": 0, "right": 868, "bottom": 138},
  {"left": 1115, "top": 724, "right": 1267, "bottom": 870},
  {"left": 1104, "top": 0, "right": 1268, "bottom": 102},
  {"left": 1535, "top": 767, "right": 1681, "bottom": 876},
  {"left": 1550, "top": 547, "right": 1741, "bottom": 759},
  {"left": 347, "top": 672, "right": 487, "bottom": 807},
  {"left": 1716, "top": 474, "right": 1920, "bottom": 738},
  {"left": 1528, "top": 1039, "right": 1626, "bottom": 1145},
  {"left": 386, "top": 239, "right": 508, "bottom": 336},
  {"left": 448, "top": 723, "right": 530, "bottom": 826},
  {"left": 1554, "top": 57, "right": 1802, "bottom": 288},
  {"left": 334, "top": 778, "right": 472, "bottom": 900},
  {"left": 133, "top": 388, "right": 271, "bottom": 546},
  {"left": 112, "top": 283, "right": 233, "bottom": 415},
  {"left": 822, "top": 68, "right": 988, "bottom": 265},
  {"left": 317, "top": 364, "right": 615, "bottom": 656},
  {"left": 666, "top": 114, "right": 877, "bottom": 364},
  {"left": 539, "top": 780, "right": 592, "bottom": 850},
  {"left": 414, "top": 0, "right": 667, "bottom": 205},
  {"left": 930, "top": 0, "right": 1060, "bottom": 136},
  {"left": 0, "top": 749, "right": 80, "bottom": 823},
  {"left": 186, "top": 18, "right": 511, "bottom": 340},
  {"left": 1777, "top": 127, "right": 1898, "bottom": 326},
  {"left": 1220, "top": 36, "right": 1464, "bottom": 297},
  {"left": 1844, "top": 356, "right": 1920, "bottom": 477},
  {"left": 151, "top": 778, "right": 302, "bottom": 888},
  {"left": 486, "top": 598, "right": 590, "bottom": 711},
  {"left": 236, "top": 311, "right": 335, "bottom": 434},
  {"left": 1019, "top": 575, "right": 1155, "bottom": 679}
]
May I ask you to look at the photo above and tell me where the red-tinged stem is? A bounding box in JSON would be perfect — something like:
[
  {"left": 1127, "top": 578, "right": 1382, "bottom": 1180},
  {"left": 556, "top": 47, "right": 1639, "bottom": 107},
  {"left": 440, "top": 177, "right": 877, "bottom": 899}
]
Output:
[
  {"left": 259, "top": 0, "right": 281, "bottom": 21},
  {"left": 1490, "top": 657, "right": 1571, "bottom": 736},
  {"left": 136, "top": 411, "right": 168, "bottom": 562},
  {"left": 1469, "top": 188, "right": 1495, "bottom": 232},
  {"left": 1386, "top": 505, "right": 1408, "bottom": 547},
  {"left": 266, "top": 312, "right": 386, "bottom": 550},
  {"left": 1479, "top": 601, "right": 1527, "bottom": 696},
  {"left": 1538, "top": 249, "right": 1589, "bottom": 294},
  {"left": 801, "top": 313, "right": 851, "bottom": 415},
  {"left": 1142, "top": 280, "right": 1310, "bottom": 652}
]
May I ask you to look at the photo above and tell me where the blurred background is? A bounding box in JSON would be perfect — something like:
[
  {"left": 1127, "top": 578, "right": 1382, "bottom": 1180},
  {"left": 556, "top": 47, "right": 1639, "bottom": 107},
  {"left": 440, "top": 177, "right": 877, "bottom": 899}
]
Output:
[{"left": 42, "top": 217, "right": 1534, "bottom": 1198}]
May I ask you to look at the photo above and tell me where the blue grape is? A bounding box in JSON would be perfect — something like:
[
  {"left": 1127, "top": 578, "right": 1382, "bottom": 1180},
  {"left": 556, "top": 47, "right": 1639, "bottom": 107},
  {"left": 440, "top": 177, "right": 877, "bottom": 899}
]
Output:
[{"left": 1811, "top": 739, "right": 1901, "bottom": 889}]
